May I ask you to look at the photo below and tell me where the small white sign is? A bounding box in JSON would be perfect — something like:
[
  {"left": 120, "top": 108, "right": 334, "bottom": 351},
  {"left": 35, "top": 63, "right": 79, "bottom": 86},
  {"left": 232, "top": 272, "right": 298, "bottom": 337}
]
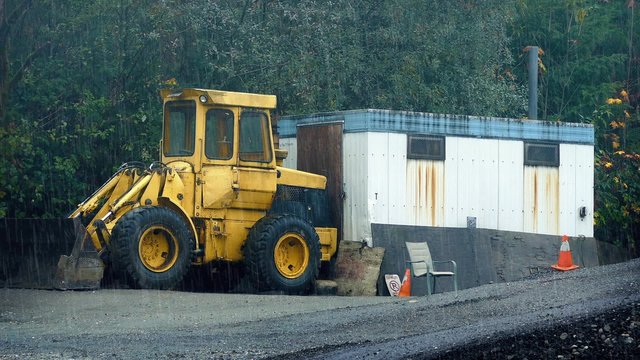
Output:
[{"left": 385, "top": 274, "right": 402, "bottom": 296}]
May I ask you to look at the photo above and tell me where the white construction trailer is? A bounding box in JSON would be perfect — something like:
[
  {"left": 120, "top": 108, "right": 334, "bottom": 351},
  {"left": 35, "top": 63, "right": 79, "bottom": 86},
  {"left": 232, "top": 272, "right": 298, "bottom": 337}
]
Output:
[{"left": 278, "top": 109, "right": 594, "bottom": 246}]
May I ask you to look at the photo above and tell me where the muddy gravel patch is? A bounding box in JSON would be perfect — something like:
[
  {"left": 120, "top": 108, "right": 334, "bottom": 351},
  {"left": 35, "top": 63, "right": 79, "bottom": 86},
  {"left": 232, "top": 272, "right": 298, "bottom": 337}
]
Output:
[{"left": 430, "top": 301, "right": 640, "bottom": 360}]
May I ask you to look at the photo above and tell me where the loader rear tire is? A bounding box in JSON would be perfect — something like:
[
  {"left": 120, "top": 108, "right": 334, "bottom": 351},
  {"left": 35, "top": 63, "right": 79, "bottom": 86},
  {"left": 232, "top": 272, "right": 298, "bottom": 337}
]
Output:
[
  {"left": 244, "top": 214, "right": 320, "bottom": 294},
  {"left": 110, "top": 206, "right": 193, "bottom": 290}
]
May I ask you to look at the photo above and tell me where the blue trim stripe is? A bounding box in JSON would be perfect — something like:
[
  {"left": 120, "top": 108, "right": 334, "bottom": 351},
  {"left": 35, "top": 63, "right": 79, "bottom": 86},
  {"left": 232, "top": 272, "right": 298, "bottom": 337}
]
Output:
[{"left": 279, "top": 109, "right": 594, "bottom": 145}]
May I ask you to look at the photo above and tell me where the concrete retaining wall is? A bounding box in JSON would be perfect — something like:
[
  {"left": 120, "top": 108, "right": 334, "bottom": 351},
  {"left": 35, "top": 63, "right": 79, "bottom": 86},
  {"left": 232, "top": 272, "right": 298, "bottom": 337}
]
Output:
[{"left": 373, "top": 223, "right": 622, "bottom": 296}]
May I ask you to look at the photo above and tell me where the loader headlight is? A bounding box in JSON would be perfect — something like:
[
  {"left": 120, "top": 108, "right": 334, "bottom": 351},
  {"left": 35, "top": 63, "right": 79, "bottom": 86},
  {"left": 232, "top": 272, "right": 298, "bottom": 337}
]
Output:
[{"left": 199, "top": 95, "right": 208, "bottom": 104}]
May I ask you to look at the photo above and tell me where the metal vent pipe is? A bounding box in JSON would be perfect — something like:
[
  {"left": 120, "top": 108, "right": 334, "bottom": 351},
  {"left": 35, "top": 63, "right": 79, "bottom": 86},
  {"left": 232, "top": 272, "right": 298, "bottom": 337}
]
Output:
[{"left": 528, "top": 46, "right": 539, "bottom": 120}]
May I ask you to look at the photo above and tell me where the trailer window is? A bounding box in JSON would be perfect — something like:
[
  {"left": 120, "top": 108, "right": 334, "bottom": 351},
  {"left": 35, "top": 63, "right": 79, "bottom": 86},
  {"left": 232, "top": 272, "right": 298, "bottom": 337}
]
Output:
[
  {"left": 524, "top": 142, "right": 559, "bottom": 167},
  {"left": 163, "top": 100, "right": 196, "bottom": 157},
  {"left": 407, "top": 135, "right": 445, "bottom": 160},
  {"left": 239, "top": 111, "right": 272, "bottom": 163},
  {"left": 205, "top": 109, "right": 234, "bottom": 160}
]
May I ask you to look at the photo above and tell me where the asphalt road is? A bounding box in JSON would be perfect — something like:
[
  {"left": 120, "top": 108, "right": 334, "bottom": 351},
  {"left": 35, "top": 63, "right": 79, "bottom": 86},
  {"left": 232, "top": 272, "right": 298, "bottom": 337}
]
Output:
[{"left": 1, "top": 259, "right": 638, "bottom": 359}]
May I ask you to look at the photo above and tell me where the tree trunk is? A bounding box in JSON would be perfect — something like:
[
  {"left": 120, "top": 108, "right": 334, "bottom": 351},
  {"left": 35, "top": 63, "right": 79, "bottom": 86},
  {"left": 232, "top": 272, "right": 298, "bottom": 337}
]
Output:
[
  {"left": 0, "top": 0, "right": 7, "bottom": 123},
  {"left": 0, "top": 0, "right": 34, "bottom": 125}
]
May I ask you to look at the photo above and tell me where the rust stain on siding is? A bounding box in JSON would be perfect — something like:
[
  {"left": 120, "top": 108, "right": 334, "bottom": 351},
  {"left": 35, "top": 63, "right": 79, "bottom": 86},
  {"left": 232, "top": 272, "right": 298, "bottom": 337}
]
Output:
[
  {"left": 546, "top": 170, "right": 560, "bottom": 234},
  {"left": 533, "top": 168, "right": 538, "bottom": 230},
  {"left": 409, "top": 160, "right": 443, "bottom": 226},
  {"left": 425, "top": 163, "right": 432, "bottom": 225},
  {"left": 526, "top": 166, "right": 559, "bottom": 234},
  {"left": 417, "top": 162, "right": 422, "bottom": 218},
  {"left": 430, "top": 162, "right": 437, "bottom": 226},
  {"left": 424, "top": 163, "right": 429, "bottom": 222}
]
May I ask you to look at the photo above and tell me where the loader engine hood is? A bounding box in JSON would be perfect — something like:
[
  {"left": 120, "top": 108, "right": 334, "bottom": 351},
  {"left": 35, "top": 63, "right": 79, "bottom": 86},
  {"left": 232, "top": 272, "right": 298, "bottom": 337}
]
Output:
[{"left": 276, "top": 166, "right": 327, "bottom": 190}]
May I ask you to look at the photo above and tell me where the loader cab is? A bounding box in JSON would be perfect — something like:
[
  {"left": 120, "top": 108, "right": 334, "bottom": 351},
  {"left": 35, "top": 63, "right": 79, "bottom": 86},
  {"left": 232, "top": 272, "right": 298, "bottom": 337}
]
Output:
[
  {"left": 160, "top": 89, "right": 277, "bottom": 169},
  {"left": 159, "top": 88, "right": 278, "bottom": 224}
]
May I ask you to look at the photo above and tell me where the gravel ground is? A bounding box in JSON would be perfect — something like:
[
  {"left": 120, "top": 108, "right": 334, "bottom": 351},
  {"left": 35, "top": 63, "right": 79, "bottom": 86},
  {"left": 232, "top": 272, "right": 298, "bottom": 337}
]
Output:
[
  {"left": 0, "top": 258, "right": 638, "bottom": 359},
  {"left": 433, "top": 302, "right": 640, "bottom": 359}
]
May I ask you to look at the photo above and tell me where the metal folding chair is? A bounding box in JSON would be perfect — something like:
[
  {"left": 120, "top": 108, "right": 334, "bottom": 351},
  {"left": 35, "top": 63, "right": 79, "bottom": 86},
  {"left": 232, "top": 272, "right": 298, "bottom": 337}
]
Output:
[{"left": 405, "top": 241, "right": 458, "bottom": 295}]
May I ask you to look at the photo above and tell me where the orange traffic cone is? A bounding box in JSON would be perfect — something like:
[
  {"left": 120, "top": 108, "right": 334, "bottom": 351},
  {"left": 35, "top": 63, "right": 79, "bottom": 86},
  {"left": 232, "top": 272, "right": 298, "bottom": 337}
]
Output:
[
  {"left": 398, "top": 268, "right": 411, "bottom": 297},
  {"left": 551, "top": 235, "right": 579, "bottom": 271}
]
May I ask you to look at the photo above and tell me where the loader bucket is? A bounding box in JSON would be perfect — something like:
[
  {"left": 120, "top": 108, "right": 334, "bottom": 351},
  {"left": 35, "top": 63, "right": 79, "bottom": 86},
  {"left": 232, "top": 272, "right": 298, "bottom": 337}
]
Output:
[
  {"left": 54, "top": 217, "right": 104, "bottom": 290},
  {"left": 1, "top": 218, "right": 76, "bottom": 288}
]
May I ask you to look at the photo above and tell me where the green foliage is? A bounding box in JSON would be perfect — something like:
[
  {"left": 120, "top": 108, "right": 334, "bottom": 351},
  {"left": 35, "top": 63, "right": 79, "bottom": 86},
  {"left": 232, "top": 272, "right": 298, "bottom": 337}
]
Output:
[
  {"left": 1, "top": 0, "right": 638, "bottom": 258},
  {"left": 0, "top": 0, "right": 525, "bottom": 218},
  {"left": 511, "top": 0, "right": 636, "bottom": 122},
  {"left": 169, "top": 0, "right": 525, "bottom": 116},
  {"left": 512, "top": 0, "right": 640, "bottom": 255},
  {"left": 0, "top": 123, "right": 37, "bottom": 218},
  {"left": 591, "top": 89, "right": 640, "bottom": 256},
  {"left": 1, "top": 0, "right": 164, "bottom": 217},
  {"left": 594, "top": 149, "right": 640, "bottom": 256}
]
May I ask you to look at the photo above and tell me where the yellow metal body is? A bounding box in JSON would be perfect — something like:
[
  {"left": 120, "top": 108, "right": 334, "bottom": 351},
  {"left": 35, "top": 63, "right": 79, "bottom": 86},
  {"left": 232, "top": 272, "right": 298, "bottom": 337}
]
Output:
[
  {"left": 71, "top": 88, "right": 338, "bottom": 269},
  {"left": 316, "top": 227, "right": 338, "bottom": 261}
]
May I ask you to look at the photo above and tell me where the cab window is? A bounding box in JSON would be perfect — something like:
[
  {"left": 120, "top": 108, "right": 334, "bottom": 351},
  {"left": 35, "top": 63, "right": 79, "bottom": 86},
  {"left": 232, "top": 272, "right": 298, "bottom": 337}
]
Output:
[
  {"left": 205, "top": 109, "right": 234, "bottom": 160},
  {"left": 239, "top": 111, "right": 272, "bottom": 163},
  {"left": 163, "top": 100, "right": 196, "bottom": 157}
]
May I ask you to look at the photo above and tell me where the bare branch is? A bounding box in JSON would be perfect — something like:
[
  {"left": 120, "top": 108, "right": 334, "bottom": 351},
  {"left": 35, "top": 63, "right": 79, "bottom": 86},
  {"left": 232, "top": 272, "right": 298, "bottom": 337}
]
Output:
[
  {"left": 8, "top": 41, "right": 49, "bottom": 89},
  {"left": 1, "top": 0, "right": 31, "bottom": 33},
  {"left": 0, "top": 0, "right": 5, "bottom": 25},
  {"left": 239, "top": 0, "right": 251, "bottom": 25}
]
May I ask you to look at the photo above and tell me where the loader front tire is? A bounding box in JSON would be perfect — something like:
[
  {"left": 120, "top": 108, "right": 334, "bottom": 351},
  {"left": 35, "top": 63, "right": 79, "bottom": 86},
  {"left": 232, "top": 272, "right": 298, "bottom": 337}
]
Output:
[
  {"left": 110, "top": 206, "right": 193, "bottom": 290},
  {"left": 244, "top": 214, "right": 320, "bottom": 294}
]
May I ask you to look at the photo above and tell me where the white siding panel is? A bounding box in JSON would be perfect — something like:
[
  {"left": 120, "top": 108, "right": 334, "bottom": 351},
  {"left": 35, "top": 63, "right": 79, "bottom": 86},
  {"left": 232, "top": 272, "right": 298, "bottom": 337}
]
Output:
[
  {"left": 574, "top": 145, "right": 594, "bottom": 237},
  {"left": 498, "top": 140, "right": 524, "bottom": 232},
  {"left": 444, "top": 137, "right": 459, "bottom": 227},
  {"left": 524, "top": 166, "right": 560, "bottom": 235},
  {"left": 559, "top": 144, "right": 577, "bottom": 236},
  {"left": 342, "top": 133, "right": 369, "bottom": 243},
  {"left": 479, "top": 139, "right": 500, "bottom": 230},
  {"left": 300, "top": 127, "right": 593, "bottom": 240},
  {"left": 278, "top": 137, "right": 297, "bottom": 169},
  {"left": 405, "top": 160, "right": 418, "bottom": 224},
  {"left": 387, "top": 133, "right": 408, "bottom": 224},
  {"left": 457, "top": 139, "right": 477, "bottom": 227},
  {"left": 456, "top": 138, "right": 499, "bottom": 229},
  {"left": 367, "top": 133, "right": 390, "bottom": 228}
]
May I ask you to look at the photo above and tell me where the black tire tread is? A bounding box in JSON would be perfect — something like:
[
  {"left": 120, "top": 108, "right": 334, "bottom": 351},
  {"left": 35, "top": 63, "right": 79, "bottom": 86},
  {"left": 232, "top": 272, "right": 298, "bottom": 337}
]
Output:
[
  {"left": 244, "top": 214, "right": 320, "bottom": 294},
  {"left": 110, "top": 206, "right": 193, "bottom": 290}
]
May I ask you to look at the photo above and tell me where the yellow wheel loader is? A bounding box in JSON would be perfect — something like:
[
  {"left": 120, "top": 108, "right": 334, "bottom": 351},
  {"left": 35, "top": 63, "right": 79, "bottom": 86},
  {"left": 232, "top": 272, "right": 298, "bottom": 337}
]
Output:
[{"left": 54, "top": 88, "right": 337, "bottom": 293}]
